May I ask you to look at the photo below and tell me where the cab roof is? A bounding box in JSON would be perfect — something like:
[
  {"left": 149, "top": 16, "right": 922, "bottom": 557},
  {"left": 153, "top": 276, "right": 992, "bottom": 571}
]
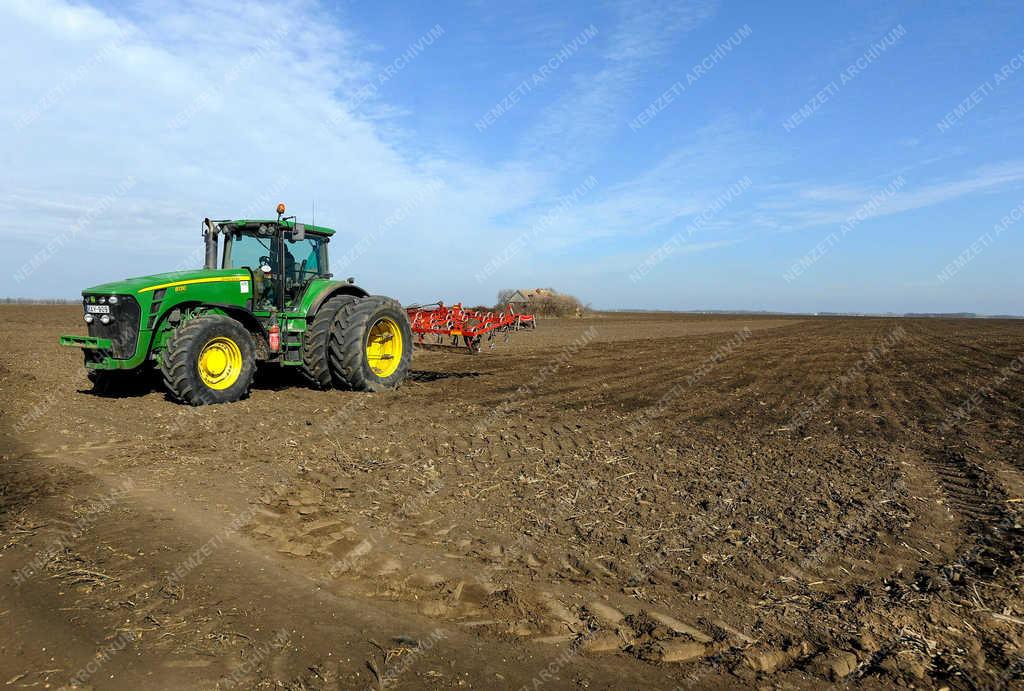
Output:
[{"left": 224, "top": 219, "right": 335, "bottom": 237}]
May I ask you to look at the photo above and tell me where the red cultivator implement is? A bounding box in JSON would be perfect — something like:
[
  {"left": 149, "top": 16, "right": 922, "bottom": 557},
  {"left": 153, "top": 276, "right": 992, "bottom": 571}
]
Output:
[{"left": 406, "top": 302, "right": 536, "bottom": 353}]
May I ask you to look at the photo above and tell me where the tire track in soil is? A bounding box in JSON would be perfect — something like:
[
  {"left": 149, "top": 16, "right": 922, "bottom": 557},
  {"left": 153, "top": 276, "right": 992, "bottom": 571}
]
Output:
[
  {"left": 245, "top": 413, "right": 745, "bottom": 671},
  {"left": 926, "top": 448, "right": 1022, "bottom": 580},
  {"left": 2, "top": 441, "right": 671, "bottom": 689}
]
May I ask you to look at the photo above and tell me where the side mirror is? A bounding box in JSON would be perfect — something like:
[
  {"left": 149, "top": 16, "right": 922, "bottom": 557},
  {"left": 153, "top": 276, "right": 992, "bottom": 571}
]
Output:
[{"left": 292, "top": 223, "right": 305, "bottom": 241}]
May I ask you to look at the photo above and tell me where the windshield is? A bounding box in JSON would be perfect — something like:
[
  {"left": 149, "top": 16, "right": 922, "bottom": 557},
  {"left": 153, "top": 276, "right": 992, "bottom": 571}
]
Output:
[{"left": 226, "top": 231, "right": 275, "bottom": 272}]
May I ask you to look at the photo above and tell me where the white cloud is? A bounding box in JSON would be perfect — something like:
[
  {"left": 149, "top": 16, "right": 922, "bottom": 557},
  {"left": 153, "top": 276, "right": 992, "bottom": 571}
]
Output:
[
  {"left": 0, "top": 0, "right": 560, "bottom": 302},
  {"left": 605, "top": 0, "right": 718, "bottom": 62},
  {"left": 759, "top": 162, "right": 1024, "bottom": 231},
  {"left": 523, "top": 1, "right": 718, "bottom": 163}
]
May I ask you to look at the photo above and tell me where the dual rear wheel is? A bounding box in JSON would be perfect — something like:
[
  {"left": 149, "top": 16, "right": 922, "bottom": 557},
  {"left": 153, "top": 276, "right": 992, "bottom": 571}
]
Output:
[{"left": 326, "top": 296, "right": 412, "bottom": 392}]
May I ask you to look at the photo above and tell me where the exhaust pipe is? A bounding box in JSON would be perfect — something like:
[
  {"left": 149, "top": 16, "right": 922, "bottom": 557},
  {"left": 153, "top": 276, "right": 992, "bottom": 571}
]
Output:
[{"left": 203, "top": 218, "right": 219, "bottom": 269}]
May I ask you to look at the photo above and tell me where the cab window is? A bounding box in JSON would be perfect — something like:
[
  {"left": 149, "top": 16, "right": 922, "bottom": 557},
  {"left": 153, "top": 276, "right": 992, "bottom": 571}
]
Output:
[
  {"left": 287, "top": 236, "right": 322, "bottom": 281},
  {"left": 283, "top": 235, "right": 324, "bottom": 305}
]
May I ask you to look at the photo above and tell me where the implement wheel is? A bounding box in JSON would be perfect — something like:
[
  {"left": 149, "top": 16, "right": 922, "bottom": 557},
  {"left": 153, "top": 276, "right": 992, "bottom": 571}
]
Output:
[
  {"left": 301, "top": 294, "right": 358, "bottom": 389},
  {"left": 160, "top": 314, "right": 256, "bottom": 405},
  {"left": 328, "top": 296, "right": 412, "bottom": 391}
]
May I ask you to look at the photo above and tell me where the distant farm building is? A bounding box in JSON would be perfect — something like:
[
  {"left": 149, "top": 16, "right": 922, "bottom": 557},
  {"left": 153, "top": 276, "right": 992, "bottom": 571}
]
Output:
[
  {"left": 501, "top": 288, "right": 583, "bottom": 317},
  {"left": 505, "top": 288, "right": 555, "bottom": 305}
]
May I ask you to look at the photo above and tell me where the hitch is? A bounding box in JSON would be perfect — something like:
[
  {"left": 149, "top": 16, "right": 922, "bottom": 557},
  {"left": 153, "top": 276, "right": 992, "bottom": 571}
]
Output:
[{"left": 60, "top": 335, "right": 113, "bottom": 350}]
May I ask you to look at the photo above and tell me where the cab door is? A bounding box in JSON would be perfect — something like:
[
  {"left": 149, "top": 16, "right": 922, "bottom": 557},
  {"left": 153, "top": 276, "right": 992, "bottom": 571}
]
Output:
[
  {"left": 282, "top": 233, "right": 326, "bottom": 308},
  {"left": 223, "top": 230, "right": 279, "bottom": 311}
]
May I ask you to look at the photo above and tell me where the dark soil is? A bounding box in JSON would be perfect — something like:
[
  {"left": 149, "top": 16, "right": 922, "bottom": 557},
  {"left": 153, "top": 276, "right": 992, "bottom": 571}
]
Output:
[{"left": 1, "top": 306, "right": 1021, "bottom": 688}]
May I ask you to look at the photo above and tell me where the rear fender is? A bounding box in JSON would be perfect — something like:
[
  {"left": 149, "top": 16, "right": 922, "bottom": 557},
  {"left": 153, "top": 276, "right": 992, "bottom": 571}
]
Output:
[{"left": 306, "top": 282, "right": 370, "bottom": 318}]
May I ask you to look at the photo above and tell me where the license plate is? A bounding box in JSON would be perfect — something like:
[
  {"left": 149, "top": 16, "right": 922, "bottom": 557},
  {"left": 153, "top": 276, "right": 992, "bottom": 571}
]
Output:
[{"left": 86, "top": 304, "right": 110, "bottom": 314}]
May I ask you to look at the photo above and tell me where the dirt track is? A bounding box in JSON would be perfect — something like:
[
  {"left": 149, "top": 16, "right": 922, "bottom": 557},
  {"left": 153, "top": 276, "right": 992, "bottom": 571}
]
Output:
[{"left": 1, "top": 306, "right": 1022, "bottom": 689}]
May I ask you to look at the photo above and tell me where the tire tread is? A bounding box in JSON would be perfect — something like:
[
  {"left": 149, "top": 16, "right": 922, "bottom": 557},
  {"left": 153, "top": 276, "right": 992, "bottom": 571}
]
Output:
[
  {"left": 301, "top": 295, "right": 358, "bottom": 388},
  {"left": 159, "top": 314, "right": 256, "bottom": 405},
  {"left": 327, "top": 296, "right": 411, "bottom": 392}
]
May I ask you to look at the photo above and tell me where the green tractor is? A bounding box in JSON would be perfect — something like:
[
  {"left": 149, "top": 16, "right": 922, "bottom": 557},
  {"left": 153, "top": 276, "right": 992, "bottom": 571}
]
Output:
[{"left": 59, "top": 204, "right": 412, "bottom": 405}]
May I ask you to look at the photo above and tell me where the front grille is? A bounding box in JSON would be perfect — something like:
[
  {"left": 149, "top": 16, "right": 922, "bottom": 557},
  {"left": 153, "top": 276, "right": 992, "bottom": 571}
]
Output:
[{"left": 84, "top": 295, "right": 142, "bottom": 359}]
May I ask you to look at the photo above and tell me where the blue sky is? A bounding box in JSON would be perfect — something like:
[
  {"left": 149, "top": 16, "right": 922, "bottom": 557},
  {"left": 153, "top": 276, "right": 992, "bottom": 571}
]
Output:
[{"left": 3, "top": 0, "right": 1023, "bottom": 313}]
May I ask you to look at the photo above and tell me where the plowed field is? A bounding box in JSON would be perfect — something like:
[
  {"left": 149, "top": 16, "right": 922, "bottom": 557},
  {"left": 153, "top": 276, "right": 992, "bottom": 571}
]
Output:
[{"left": 1, "top": 306, "right": 1021, "bottom": 688}]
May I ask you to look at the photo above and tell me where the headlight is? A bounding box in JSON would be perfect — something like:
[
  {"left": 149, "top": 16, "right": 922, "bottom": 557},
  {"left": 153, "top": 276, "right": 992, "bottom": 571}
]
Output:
[
  {"left": 98, "top": 296, "right": 106, "bottom": 304},
  {"left": 100, "top": 314, "right": 112, "bottom": 325},
  {"left": 108, "top": 295, "right": 118, "bottom": 305},
  {"left": 84, "top": 314, "right": 94, "bottom": 324}
]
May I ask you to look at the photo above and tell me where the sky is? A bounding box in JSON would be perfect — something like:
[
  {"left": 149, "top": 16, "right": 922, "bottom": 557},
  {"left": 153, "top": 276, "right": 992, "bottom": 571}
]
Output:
[{"left": 2, "top": 0, "right": 1023, "bottom": 314}]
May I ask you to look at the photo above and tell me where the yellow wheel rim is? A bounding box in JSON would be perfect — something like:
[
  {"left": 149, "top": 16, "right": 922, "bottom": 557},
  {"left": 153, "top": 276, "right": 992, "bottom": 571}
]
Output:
[
  {"left": 197, "top": 336, "right": 243, "bottom": 390},
  {"left": 366, "top": 317, "right": 403, "bottom": 378}
]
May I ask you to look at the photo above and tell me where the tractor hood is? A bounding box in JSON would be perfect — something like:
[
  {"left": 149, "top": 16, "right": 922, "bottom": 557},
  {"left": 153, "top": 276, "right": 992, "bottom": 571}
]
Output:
[{"left": 82, "top": 269, "right": 249, "bottom": 296}]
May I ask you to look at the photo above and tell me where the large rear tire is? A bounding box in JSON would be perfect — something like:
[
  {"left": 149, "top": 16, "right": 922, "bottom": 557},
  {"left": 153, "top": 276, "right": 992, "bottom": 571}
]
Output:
[
  {"left": 160, "top": 314, "right": 256, "bottom": 405},
  {"left": 328, "top": 296, "right": 412, "bottom": 392},
  {"left": 300, "top": 294, "right": 358, "bottom": 389}
]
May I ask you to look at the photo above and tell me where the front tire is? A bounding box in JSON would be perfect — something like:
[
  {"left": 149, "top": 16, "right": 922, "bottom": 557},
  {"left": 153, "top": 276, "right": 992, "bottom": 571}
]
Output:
[
  {"left": 160, "top": 314, "right": 256, "bottom": 405},
  {"left": 328, "top": 296, "right": 412, "bottom": 392}
]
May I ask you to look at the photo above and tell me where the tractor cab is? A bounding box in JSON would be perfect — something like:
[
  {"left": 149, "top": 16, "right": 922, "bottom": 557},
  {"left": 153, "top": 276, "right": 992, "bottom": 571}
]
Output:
[{"left": 203, "top": 205, "right": 335, "bottom": 311}]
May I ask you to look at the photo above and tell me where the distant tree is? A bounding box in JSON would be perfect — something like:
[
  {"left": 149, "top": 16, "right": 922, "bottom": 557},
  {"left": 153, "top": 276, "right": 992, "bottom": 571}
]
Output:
[
  {"left": 1, "top": 297, "right": 77, "bottom": 304},
  {"left": 529, "top": 291, "right": 584, "bottom": 317},
  {"left": 492, "top": 288, "right": 587, "bottom": 317}
]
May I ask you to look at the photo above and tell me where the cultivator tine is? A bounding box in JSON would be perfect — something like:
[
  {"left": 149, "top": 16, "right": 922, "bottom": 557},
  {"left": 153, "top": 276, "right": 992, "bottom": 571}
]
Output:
[{"left": 405, "top": 302, "right": 536, "bottom": 354}]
